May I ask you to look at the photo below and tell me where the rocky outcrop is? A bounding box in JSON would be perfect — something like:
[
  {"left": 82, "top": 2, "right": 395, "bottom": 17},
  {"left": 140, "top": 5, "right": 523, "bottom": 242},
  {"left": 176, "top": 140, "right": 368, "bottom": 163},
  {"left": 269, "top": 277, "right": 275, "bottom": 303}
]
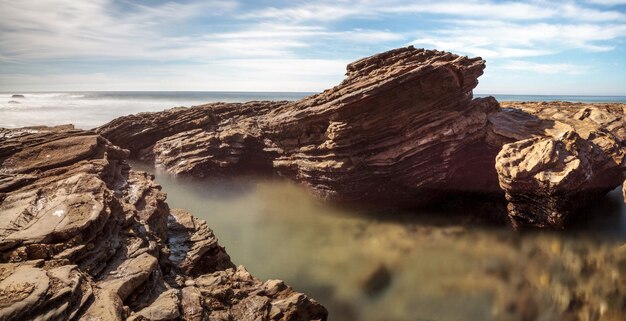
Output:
[
  {"left": 492, "top": 102, "right": 626, "bottom": 228},
  {"left": 98, "top": 47, "right": 502, "bottom": 207},
  {"left": 0, "top": 126, "right": 327, "bottom": 320},
  {"left": 97, "top": 47, "right": 626, "bottom": 228}
]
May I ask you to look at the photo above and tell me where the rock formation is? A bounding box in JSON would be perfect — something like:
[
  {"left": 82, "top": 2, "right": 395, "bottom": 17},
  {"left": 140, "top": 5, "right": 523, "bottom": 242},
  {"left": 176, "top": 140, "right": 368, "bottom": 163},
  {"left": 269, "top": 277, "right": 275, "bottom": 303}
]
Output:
[
  {"left": 97, "top": 46, "right": 626, "bottom": 228},
  {"left": 492, "top": 102, "right": 626, "bottom": 228},
  {"left": 0, "top": 126, "right": 327, "bottom": 320},
  {"left": 98, "top": 47, "right": 503, "bottom": 207}
]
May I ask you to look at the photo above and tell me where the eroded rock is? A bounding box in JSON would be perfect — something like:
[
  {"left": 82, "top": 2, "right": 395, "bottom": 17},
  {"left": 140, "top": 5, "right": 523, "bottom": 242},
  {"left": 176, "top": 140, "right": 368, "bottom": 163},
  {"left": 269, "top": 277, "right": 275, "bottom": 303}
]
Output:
[{"left": 0, "top": 126, "right": 327, "bottom": 320}]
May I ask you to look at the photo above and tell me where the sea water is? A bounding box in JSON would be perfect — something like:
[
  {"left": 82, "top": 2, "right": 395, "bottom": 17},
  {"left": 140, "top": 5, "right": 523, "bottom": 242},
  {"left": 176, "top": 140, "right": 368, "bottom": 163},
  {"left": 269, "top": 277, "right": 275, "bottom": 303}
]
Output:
[
  {"left": 129, "top": 162, "right": 626, "bottom": 321},
  {"left": 1, "top": 91, "right": 625, "bottom": 129}
]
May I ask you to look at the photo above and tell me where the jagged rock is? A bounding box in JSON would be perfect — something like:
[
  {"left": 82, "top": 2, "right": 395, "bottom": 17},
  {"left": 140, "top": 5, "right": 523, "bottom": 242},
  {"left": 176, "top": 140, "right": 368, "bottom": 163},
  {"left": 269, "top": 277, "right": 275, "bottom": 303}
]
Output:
[
  {"left": 492, "top": 102, "right": 626, "bottom": 228},
  {"left": 97, "top": 46, "right": 626, "bottom": 228},
  {"left": 496, "top": 131, "right": 624, "bottom": 228},
  {"left": 0, "top": 126, "right": 327, "bottom": 320}
]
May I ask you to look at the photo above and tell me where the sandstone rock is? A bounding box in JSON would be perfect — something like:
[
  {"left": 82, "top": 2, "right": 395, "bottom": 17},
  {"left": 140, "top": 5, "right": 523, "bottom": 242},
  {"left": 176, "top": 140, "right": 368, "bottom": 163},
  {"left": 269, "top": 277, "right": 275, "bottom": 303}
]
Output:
[
  {"left": 0, "top": 126, "right": 327, "bottom": 320},
  {"left": 493, "top": 102, "right": 626, "bottom": 228}
]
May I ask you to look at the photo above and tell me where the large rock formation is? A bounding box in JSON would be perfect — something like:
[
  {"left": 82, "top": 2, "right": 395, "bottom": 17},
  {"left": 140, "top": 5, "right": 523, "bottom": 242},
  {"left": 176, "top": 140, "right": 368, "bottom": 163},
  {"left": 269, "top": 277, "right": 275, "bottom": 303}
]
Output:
[
  {"left": 0, "top": 126, "right": 327, "bottom": 320},
  {"left": 98, "top": 47, "right": 502, "bottom": 208},
  {"left": 96, "top": 47, "right": 626, "bottom": 228}
]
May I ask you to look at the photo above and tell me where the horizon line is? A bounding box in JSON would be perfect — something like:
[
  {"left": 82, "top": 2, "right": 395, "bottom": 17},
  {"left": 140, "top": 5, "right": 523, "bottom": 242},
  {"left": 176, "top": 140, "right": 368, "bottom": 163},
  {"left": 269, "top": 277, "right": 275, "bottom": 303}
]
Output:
[{"left": 2, "top": 90, "right": 626, "bottom": 97}]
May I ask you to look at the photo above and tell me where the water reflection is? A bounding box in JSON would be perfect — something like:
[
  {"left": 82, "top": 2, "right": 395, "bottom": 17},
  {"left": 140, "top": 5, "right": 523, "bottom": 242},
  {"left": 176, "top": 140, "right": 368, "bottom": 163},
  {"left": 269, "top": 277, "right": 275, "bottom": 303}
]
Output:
[{"left": 130, "top": 161, "right": 626, "bottom": 321}]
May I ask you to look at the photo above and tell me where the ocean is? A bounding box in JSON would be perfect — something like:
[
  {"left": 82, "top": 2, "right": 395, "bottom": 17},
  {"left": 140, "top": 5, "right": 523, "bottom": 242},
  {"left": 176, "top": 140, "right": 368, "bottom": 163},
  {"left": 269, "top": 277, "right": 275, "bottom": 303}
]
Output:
[{"left": 1, "top": 91, "right": 625, "bottom": 129}]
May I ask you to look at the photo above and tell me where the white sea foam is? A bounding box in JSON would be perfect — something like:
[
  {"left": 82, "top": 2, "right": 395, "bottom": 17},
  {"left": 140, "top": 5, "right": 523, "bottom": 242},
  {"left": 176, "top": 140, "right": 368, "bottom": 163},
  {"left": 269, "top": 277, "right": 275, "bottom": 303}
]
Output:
[{"left": 0, "top": 91, "right": 310, "bottom": 129}]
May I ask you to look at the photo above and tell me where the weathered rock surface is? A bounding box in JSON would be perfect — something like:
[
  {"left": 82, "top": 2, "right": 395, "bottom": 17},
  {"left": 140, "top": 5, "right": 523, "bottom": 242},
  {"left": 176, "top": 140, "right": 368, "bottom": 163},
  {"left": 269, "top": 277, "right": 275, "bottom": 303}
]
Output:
[
  {"left": 0, "top": 126, "right": 327, "bottom": 320},
  {"left": 97, "top": 46, "right": 626, "bottom": 228},
  {"left": 492, "top": 102, "right": 626, "bottom": 228}
]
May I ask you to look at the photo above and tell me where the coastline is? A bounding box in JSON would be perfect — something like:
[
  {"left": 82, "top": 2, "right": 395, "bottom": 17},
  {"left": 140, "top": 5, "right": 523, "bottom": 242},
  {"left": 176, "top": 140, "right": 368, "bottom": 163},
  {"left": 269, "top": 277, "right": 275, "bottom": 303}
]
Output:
[{"left": 1, "top": 47, "right": 625, "bottom": 320}]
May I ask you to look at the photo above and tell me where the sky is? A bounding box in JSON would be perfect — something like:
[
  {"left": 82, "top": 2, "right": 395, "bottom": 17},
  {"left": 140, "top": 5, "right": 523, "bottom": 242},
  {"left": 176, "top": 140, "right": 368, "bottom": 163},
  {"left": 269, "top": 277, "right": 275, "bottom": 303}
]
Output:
[{"left": 0, "top": 0, "right": 625, "bottom": 95}]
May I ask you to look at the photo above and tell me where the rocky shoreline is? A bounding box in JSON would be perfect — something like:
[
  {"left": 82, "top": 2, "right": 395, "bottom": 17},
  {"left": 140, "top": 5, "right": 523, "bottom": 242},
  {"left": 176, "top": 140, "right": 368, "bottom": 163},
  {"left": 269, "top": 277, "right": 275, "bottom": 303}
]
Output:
[
  {"left": 98, "top": 47, "right": 626, "bottom": 229},
  {"left": 0, "top": 126, "right": 326, "bottom": 320},
  {"left": 1, "top": 46, "right": 625, "bottom": 320}
]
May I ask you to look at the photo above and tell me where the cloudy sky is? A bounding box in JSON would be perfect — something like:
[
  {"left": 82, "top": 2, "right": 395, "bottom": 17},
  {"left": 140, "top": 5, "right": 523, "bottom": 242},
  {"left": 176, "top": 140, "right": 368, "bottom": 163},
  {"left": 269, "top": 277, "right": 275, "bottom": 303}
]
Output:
[{"left": 0, "top": 0, "right": 625, "bottom": 94}]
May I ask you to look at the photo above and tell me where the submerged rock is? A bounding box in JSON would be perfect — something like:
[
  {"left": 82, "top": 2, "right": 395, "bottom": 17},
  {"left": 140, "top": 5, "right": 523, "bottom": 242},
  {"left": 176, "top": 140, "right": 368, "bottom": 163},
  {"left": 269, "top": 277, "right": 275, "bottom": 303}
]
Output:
[
  {"left": 359, "top": 264, "right": 392, "bottom": 296},
  {"left": 0, "top": 126, "right": 327, "bottom": 320},
  {"left": 97, "top": 47, "right": 626, "bottom": 228}
]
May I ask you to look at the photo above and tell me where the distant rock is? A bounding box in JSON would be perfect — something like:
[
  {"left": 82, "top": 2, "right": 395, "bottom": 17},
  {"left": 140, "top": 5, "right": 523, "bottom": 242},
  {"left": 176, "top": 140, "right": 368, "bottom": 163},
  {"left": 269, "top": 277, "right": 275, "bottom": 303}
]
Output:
[
  {"left": 7, "top": 100, "right": 19, "bottom": 104},
  {"left": 10, "top": 94, "right": 25, "bottom": 98}
]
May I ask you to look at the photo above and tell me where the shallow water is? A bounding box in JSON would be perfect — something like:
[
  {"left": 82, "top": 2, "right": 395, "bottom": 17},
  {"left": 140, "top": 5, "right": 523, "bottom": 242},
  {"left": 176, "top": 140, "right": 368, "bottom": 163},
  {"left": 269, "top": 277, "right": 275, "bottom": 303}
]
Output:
[{"left": 131, "top": 161, "right": 626, "bottom": 321}]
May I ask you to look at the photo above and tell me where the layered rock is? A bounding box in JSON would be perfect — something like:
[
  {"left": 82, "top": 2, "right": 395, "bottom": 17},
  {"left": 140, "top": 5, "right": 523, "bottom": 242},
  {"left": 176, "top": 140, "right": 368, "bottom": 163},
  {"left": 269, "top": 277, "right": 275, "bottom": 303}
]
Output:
[
  {"left": 492, "top": 102, "right": 626, "bottom": 228},
  {"left": 98, "top": 47, "right": 502, "bottom": 207},
  {"left": 0, "top": 126, "right": 327, "bottom": 320},
  {"left": 97, "top": 47, "right": 626, "bottom": 228}
]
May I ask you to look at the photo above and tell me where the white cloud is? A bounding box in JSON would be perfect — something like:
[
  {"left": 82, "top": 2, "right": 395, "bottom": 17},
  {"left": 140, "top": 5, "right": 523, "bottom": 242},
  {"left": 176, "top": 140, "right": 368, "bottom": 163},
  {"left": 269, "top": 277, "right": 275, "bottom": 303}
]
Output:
[
  {"left": 0, "top": 58, "right": 349, "bottom": 92},
  {"left": 0, "top": 0, "right": 625, "bottom": 93},
  {"left": 496, "top": 61, "right": 588, "bottom": 75},
  {"left": 245, "top": 0, "right": 626, "bottom": 22},
  {"left": 412, "top": 21, "right": 626, "bottom": 59},
  {"left": 585, "top": 0, "right": 626, "bottom": 5}
]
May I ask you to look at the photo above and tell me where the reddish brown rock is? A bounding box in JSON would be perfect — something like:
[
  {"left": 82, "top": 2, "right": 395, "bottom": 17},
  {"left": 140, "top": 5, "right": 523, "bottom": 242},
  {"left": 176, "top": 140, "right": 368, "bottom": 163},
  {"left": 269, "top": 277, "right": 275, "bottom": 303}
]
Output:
[{"left": 0, "top": 126, "right": 327, "bottom": 320}]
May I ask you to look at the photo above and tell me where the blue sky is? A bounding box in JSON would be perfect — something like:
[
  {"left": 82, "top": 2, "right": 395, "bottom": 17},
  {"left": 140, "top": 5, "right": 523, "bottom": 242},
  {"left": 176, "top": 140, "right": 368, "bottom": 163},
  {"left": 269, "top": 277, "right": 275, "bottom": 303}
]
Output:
[{"left": 0, "top": 0, "right": 625, "bottom": 95}]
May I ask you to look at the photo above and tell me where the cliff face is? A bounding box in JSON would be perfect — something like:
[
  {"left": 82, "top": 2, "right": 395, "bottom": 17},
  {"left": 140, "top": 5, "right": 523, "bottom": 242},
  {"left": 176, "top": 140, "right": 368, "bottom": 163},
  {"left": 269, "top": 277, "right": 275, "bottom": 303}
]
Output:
[
  {"left": 97, "top": 47, "right": 626, "bottom": 228},
  {"left": 0, "top": 126, "right": 327, "bottom": 321}
]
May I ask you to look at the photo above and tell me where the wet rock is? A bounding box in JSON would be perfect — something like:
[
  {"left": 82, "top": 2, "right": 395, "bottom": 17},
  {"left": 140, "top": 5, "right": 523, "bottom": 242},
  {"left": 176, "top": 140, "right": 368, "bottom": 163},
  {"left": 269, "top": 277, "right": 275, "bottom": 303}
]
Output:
[
  {"left": 0, "top": 126, "right": 327, "bottom": 320},
  {"left": 7, "top": 101, "right": 19, "bottom": 104},
  {"left": 10, "top": 95, "right": 24, "bottom": 99}
]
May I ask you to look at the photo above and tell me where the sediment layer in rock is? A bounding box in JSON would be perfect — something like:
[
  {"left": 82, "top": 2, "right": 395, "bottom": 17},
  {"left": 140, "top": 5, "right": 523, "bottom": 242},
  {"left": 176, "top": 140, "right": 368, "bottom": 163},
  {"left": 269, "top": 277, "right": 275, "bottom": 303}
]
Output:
[{"left": 0, "top": 126, "right": 327, "bottom": 321}]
